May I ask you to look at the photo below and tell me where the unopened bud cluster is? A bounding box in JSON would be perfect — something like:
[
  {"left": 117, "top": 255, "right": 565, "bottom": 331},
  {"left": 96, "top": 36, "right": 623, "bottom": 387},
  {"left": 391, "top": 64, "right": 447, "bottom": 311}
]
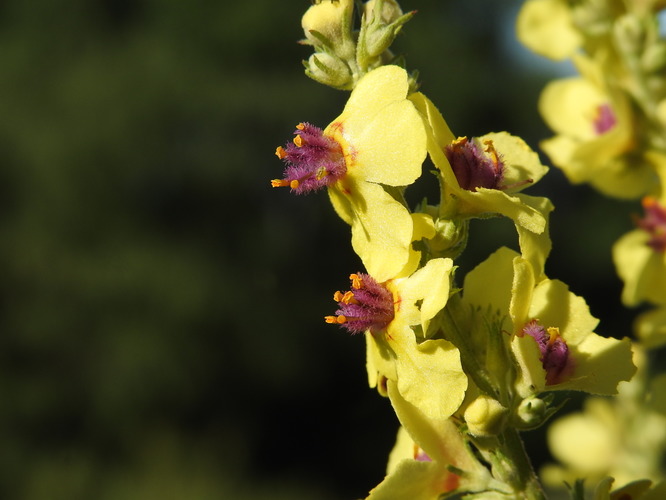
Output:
[{"left": 301, "top": 0, "right": 415, "bottom": 89}]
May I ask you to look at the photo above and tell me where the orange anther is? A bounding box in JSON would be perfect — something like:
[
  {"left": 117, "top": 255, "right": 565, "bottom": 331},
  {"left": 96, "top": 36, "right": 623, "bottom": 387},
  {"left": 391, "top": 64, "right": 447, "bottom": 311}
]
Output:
[
  {"left": 294, "top": 135, "right": 304, "bottom": 147},
  {"left": 483, "top": 139, "right": 500, "bottom": 167},
  {"left": 333, "top": 291, "right": 344, "bottom": 302},
  {"left": 643, "top": 196, "right": 658, "bottom": 209},
  {"left": 349, "top": 273, "right": 363, "bottom": 289},
  {"left": 271, "top": 179, "right": 289, "bottom": 188},
  {"left": 324, "top": 315, "right": 347, "bottom": 324},
  {"left": 340, "top": 291, "right": 357, "bottom": 304},
  {"left": 275, "top": 146, "right": 287, "bottom": 159},
  {"left": 450, "top": 136, "right": 468, "bottom": 150},
  {"left": 296, "top": 123, "right": 305, "bottom": 130},
  {"left": 290, "top": 180, "right": 299, "bottom": 189}
]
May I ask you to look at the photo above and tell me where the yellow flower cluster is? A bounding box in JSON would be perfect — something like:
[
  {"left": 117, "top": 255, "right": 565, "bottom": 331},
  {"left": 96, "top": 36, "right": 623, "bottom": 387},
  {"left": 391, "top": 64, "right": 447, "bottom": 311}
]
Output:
[
  {"left": 270, "top": 1, "right": 642, "bottom": 498},
  {"left": 518, "top": 0, "right": 666, "bottom": 494}
]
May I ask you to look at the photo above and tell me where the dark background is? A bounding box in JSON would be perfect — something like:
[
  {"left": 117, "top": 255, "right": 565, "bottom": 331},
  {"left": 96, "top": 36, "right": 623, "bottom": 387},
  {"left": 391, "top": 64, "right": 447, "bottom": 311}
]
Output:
[{"left": 0, "top": 1, "right": 640, "bottom": 499}]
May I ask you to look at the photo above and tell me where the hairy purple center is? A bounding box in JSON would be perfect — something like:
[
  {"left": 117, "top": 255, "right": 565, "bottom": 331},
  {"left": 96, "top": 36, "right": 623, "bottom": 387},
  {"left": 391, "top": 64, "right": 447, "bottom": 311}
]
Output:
[
  {"left": 325, "top": 273, "right": 395, "bottom": 334},
  {"left": 593, "top": 103, "right": 616, "bottom": 135},
  {"left": 636, "top": 197, "right": 666, "bottom": 252},
  {"left": 273, "top": 122, "right": 347, "bottom": 194},
  {"left": 444, "top": 137, "right": 505, "bottom": 191},
  {"left": 522, "top": 319, "right": 571, "bottom": 386}
]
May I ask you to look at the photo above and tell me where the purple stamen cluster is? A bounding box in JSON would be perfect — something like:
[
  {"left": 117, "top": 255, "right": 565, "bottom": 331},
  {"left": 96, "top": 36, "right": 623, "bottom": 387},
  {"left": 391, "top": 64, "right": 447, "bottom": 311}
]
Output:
[
  {"left": 445, "top": 137, "right": 505, "bottom": 191},
  {"left": 276, "top": 122, "right": 347, "bottom": 194},
  {"left": 327, "top": 273, "right": 395, "bottom": 335},
  {"left": 636, "top": 197, "right": 666, "bottom": 252},
  {"left": 593, "top": 103, "right": 617, "bottom": 135},
  {"left": 522, "top": 319, "right": 571, "bottom": 386}
]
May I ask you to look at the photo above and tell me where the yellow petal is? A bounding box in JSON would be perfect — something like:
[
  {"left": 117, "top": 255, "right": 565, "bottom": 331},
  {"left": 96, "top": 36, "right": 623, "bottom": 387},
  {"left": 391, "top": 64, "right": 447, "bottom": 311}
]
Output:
[
  {"left": 635, "top": 307, "right": 666, "bottom": 349},
  {"left": 396, "top": 258, "right": 453, "bottom": 331},
  {"left": 516, "top": 0, "right": 582, "bottom": 60},
  {"left": 515, "top": 195, "right": 554, "bottom": 281},
  {"left": 613, "top": 229, "right": 666, "bottom": 306},
  {"left": 547, "top": 399, "right": 617, "bottom": 473},
  {"left": 528, "top": 279, "right": 599, "bottom": 346},
  {"left": 388, "top": 333, "right": 467, "bottom": 423},
  {"left": 345, "top": 180, "right": 415, "bottom": 282},
  {"left": 329, "top": 65, "right": 427, "bottom": 186},
  {"left": 539, "top": 77, "right": 606, "bottom": 139},
  {"left": 463, "top": 247, "right": 517, "bottom": 324}
]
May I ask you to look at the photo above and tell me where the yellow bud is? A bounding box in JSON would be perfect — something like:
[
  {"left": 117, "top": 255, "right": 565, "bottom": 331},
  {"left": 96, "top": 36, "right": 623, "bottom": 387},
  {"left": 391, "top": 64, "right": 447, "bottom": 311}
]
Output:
[
  {"left": 464, "top": 395, "right": 507, "bottom": 437},
  {"left": 302, "top": 0, "right": 354, "bottom": 46}
]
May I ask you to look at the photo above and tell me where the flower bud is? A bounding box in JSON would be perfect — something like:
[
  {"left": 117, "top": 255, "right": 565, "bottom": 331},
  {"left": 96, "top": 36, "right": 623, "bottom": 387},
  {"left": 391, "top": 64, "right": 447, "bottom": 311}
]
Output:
[
  {"left": 642, "top": 42, "right": 666, "bottom": 73},
  {"left": 304, "top": 52, "right": 353, "bottom": 89},
  {"left": 363, "top": 0, "right": 403, "bottom": 24},
  {"left": 464, "top": 395, "right": 507, "bottom": 437},
  {"left": 515, "top": 396, "right": 547, "bottom": 429},
  {"left": 302, "top": 0, "right": 354, "bottom": 47},
  {"left": 429, "top": 218, "right": 468, "bottom": 259},
  {"left": 357, "top": 0, "right": 415, "bottom": 66},
  {"left": 613, "top": 13, "right": 645, "bottom": 57}
]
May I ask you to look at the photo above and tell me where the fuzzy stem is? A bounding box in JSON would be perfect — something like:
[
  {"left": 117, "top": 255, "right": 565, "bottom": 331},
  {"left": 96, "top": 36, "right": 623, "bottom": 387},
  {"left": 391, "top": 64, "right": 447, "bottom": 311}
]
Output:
[{"left": 496, "top": 427, "right": 546, "bottom": 500}]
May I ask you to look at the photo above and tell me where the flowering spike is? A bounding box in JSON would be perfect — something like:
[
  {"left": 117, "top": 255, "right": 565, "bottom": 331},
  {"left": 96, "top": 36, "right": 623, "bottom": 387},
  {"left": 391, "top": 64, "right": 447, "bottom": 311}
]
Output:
[
  {"left": 326, "top": 272, "right": 394, "bottom": 334},
  {"left": 271, "top": 122, "right": 347, "bottom": 194}
]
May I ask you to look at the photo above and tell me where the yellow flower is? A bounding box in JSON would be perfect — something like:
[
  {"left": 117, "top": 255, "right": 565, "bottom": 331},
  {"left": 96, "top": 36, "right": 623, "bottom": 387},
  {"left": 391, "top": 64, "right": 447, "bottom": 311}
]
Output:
[
  {"left": 613, "top": 197, "right": 666, "bottom": 307},
  {"left": 326, "top": 258, "right": 467, "bottom": 425},
  {"left": 272, "top": 65, "right": 427, "bottom": 282},
  {"left": 635, "top": 306, "right": 666, "bottom": 349},
  {"left": 539, "top": 54, "right": 655, "bottom": 199},
  {"left": 542, "top": 348, "right": 666, "bottom": 491},
  {"left": 462, "top": 247, "right": 635, "bottom": 397},
  {"left": 516, "top": 0, "right": 582, "bottom": 60},
  {"left": 366, "top": 424, "right": 495, "bottom": 500},
  {"left": 410, "top": 92, "right": 552, "bottom": 277}
]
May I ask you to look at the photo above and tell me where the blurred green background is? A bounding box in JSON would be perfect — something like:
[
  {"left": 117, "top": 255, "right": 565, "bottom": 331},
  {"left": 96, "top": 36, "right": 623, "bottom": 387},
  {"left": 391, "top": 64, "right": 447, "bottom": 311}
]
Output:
[{"left": 0, "top": 1, "right": 641, "bottom": 499}]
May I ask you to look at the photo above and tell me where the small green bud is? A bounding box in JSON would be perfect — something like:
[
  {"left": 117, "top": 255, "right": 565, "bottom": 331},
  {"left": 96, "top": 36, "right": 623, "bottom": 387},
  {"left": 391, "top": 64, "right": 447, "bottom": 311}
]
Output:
[
  {"left": 464, "top": 395, "right": 508, "bottom": 437},
  {"left": 613, "top": 14, "right": 646, "bottom": 57},
  {"left": 570, "top": 1, "right": 612, "bottom": 37},
  {"left": 642, "top": 42, "right": 666, "bottom": 73},
  {"left": 428, "top": 218, "right": 469, "bottom": 260},
  {"left": 304, "top": 52, "right": 353, "bottom": 89},
  {"left": 363, "top": 0, "right": 404, "bottom": 25},
  {"left": 515, "top": 396, "right": 547, "bottom": 429},
  {"left": 357, "top": 0, "right": 415, "bottom": 68}
]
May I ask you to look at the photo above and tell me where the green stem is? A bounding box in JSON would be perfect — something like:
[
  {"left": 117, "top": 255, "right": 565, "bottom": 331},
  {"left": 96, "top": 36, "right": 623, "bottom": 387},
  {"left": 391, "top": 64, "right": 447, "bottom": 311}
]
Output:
[{"left": 495, "top": 427, "right": 546, "bottom": 500}]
